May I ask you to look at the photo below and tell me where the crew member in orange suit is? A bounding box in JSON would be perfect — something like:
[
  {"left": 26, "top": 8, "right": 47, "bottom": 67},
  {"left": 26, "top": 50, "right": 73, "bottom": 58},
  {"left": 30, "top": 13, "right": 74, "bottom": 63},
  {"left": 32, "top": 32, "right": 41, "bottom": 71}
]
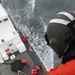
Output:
[
  {"left": 45, "top": 11, "right": 75, "bottom": 75},
  {"left": 21, "top": 59, "right": 29, "bottom": 65},
  {"left": 23, "top": 36, "right": 28, "bottom": 42}
]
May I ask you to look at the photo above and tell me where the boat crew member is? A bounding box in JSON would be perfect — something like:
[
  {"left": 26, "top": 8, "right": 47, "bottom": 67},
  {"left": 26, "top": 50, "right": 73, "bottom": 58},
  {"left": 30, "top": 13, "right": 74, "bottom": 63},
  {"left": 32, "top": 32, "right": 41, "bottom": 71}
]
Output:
[
  {"left": 31, "top": 68, "right": 38, "bottom": 75},
  {"left": 21, "top": 59, "right": 30, "bottom": 68},
  {"left": 31, "top": 66, "right": 41, "bottom": 75},
  {"left": 22, "top": 36, "right": 28, "bottom": 42},
  {"left": 45, "top": 11, "right": 75, "bottom": 75},
  {"left": 21, "top": 59, "right": 29, "bottom": 65}
]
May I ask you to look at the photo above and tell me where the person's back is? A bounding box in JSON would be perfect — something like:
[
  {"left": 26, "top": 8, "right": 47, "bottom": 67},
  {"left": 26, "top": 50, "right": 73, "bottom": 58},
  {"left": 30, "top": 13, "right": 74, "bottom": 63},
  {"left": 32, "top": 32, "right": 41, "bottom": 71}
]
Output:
[{"left": 45, "top": 11, "right": 75, "bottom": 75}]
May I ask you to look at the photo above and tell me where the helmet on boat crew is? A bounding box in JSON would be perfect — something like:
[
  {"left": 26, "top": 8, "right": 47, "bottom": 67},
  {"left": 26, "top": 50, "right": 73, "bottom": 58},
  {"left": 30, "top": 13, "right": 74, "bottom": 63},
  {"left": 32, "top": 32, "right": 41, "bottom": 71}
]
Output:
[
  {"left": 34, "top": 66, "right": 41, "bottom": 71},
  {"left": 21, "top": 59, "right": 29, "bottom": 65},
  {"left": 45, "top": 11, "right": 75, "bottom": 57}
]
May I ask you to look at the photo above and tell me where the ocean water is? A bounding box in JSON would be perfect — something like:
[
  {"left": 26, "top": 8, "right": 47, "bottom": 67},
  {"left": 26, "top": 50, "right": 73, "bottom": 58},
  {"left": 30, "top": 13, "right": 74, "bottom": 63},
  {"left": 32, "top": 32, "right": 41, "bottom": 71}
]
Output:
[{"left": 1, "top": 0, "right": 75, "bottom": 71}]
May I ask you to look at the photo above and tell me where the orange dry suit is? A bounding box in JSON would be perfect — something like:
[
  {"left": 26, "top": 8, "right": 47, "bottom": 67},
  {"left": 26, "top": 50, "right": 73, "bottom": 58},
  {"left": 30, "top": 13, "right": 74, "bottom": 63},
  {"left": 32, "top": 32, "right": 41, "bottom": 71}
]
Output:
[
  {"left": 47, "top": 60, "right": 75, "bottom": 75},
  {"left": 47, "top": 46, "right": 75, "bottom": 75}
]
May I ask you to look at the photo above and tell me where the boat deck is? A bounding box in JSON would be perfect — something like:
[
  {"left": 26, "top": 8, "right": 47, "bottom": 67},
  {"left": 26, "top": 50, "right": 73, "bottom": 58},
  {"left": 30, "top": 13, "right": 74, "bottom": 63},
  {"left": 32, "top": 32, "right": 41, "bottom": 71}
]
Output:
[{"left": 0, "top": 30, "right": 46, "bottom": 75}]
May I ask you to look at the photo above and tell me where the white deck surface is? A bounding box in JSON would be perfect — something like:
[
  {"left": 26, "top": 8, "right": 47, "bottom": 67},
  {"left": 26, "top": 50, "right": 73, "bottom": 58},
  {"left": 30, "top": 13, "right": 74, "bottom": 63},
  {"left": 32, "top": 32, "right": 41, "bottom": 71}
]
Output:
[
  {"left": 0, "top": 4, "right": 7, "bottom": 18},
  {"left": 0, "top": 4, "right": 26, "bottom": 57},
  {"left": 0, "top": 19, "right": 17, "bottom": 44}
]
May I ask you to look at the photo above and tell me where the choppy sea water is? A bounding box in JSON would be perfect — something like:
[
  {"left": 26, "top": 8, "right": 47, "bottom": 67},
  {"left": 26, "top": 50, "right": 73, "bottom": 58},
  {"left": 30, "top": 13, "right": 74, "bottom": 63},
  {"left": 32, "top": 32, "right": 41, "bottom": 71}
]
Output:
[{"left": 1, "top": 0, "right": 75, "bottom": 71}]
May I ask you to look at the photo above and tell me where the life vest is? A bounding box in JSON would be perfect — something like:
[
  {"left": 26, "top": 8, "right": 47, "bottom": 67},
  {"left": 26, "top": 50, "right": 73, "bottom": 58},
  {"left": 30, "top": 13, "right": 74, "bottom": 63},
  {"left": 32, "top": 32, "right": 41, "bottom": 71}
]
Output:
[{"left": 47, "top": 60, "right": 75, "bottom": 75}]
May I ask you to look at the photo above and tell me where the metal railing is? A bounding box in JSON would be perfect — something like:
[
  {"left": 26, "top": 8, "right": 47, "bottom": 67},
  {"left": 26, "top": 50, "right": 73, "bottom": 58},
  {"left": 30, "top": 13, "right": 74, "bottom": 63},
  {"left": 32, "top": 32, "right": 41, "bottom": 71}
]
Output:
[{"left": 18, "top": 70, "right": 27, "bottom": 75}]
